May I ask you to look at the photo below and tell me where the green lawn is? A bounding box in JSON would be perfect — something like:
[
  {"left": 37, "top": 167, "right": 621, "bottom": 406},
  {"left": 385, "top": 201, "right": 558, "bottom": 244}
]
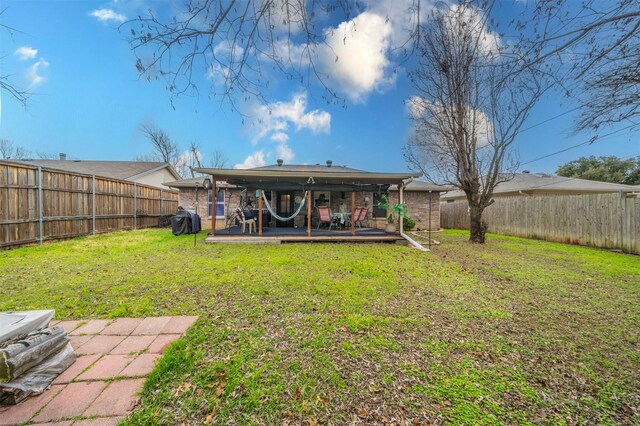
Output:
[{"left": 1, "top": 229, "right": 638, "bottom": 425}]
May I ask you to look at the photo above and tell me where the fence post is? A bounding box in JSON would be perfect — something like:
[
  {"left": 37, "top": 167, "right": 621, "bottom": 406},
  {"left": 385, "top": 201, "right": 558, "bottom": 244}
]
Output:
[
  {"left": 92, "top": 175, "right": 96, "bottom": 235},
  {"left": 133, "top": 183, "right": 137, "bottom": 230},
  {"left": 37, "top": 166, "right": 43, "bottom": 245},
  {"left": 160, "top": 189, "right": 163, "bottom": 217},
  {"left": 620, "top": 190, "right": 626, "bottom": 252}
]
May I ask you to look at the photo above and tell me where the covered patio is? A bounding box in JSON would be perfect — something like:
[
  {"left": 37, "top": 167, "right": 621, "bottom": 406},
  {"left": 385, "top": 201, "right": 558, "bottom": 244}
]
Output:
[{"left": 192, "top": 162, "right": 422, "bottom": 244}]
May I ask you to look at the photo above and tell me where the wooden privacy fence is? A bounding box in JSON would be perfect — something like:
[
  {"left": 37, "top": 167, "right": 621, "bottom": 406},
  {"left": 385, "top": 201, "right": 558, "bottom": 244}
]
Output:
[
  {"left": 0, "top": 161, "right": 179, "bottom": 248},
  {"left": 441, "top": 192, "right": 640, "bottom": 254}
]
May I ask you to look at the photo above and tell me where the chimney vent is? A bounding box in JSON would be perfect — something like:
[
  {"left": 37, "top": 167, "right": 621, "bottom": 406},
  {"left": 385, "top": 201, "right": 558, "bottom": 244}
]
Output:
[
  {"left": 59, "top": 153, "right": 67, "bottom": 161},
  {"left": 277, "top": 159, "right": 283, "bottom": 166},
  {"left": 326, "top": 160, "right": 333, "bottom": 167}
]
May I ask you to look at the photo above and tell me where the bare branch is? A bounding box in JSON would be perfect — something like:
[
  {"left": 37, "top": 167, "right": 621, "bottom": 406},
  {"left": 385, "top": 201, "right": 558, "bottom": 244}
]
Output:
[
  {"left": 515, "top": 0, "right": 640, "bottom": 134},
  {"left": 0, "top": 139, "right": 32, "bottom": 160},
  {"left": 209, "top": 149, "right": 228, "bottom": 168},
  {"left": 123, "top": 0, "right": 422, "bottom": 108}
]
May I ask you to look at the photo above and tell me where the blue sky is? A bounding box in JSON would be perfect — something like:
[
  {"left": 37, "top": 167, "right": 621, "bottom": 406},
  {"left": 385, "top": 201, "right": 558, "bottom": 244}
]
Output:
[{"left": 1, "top": 0, "right": 638, "bottom": 176}]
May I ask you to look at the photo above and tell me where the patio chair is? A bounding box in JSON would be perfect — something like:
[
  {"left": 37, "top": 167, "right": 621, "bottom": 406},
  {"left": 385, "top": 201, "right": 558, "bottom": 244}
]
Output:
[
  {"left": 356, "top": 207, "right": 369, "bottom": 228},
  {"left": 316, "top": 206, "right": 337, "bottom": 230},
  {"left": 348, "top": 207, "right": 362, "bottom": 228},
  {"left": 235, "top": 208, "right": 256, "bottom": 234}
]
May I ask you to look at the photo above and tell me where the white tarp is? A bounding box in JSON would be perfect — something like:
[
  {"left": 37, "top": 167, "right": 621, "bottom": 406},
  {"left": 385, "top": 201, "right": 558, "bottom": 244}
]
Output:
[{"left": 0, "top": 311, "right": 55, "bottom": 344}]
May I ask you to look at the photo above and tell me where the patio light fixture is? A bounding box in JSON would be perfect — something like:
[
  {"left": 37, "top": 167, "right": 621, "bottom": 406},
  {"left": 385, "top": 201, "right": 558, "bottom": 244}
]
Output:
[{"left": 202, "top": 177, "right": 212, "bottom": 190}]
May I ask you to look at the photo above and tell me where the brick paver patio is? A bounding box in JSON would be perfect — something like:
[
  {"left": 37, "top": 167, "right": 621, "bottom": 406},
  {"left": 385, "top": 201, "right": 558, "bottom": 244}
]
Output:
[{"left": 0, "top": 316, "right": 197, "bottom": 426}]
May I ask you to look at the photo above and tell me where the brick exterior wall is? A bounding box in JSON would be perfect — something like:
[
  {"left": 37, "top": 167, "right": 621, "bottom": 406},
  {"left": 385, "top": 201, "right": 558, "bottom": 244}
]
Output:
[
  {"left": 177, "top": 187, "right": 244, "bottom": 230},
  {"left": 400, "top": 191, "right": 440, "bottom": 231},
  {"left": 177, "top": 187, "right": 441, "bottom": 231}
]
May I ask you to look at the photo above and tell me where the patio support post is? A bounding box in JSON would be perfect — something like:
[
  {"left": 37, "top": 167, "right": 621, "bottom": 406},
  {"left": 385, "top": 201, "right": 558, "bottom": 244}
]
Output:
[
  {"left": 399, "top": 183, "right": 404, "bottom": 234},
  {"left": 351, "top": 191, "right": 356, "bottom": 236},
  {"left": 307, "top": 190, "right": 311, "bottom": 237},
  {"left": 258, "top": 189, "right": 263, "bottom": 236},
  {"left": 211, "top": 180, "right": 216, "bottom": 236}
]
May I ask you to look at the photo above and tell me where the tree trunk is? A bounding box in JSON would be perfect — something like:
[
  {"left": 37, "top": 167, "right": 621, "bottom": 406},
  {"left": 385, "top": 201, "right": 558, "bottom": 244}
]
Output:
[{"left": 468, "top": 204, "right": 487, "bottom": 243}]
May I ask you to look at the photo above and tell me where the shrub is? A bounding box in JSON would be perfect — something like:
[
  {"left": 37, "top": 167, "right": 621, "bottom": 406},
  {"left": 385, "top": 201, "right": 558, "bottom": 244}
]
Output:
[{"left": 403, "top": 216, "right": 416, "bottom": 230}]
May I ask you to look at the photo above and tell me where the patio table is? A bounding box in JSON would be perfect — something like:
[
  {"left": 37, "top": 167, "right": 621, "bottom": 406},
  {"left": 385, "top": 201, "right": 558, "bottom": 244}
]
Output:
[{"left": 332, "top": 212, "right": 351, "bottom": 227}]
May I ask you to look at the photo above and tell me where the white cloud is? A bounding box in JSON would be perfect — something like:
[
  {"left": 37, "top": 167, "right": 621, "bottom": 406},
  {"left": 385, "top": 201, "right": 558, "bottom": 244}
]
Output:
[
  {"left": 90, "top": 8, "right": 127, "bottom": 23},
  {"left": 276, "top": 142, "right": 295, "bottom": 163},
  {"left": 367, "top": 0, "right": 430, "bottom": 47},
  {"left": 234, "top": 151, "right": 266, "bottom": 169},
  {"left": 15, "top": 46, "right": 38, "bottom": 61},
  {"left": 213, "top": 41, "right": 245, "bottom": 59},
  {"left": 237, "top": 91, "right": 330, "bottom": 168},
  {"left": 407, "top": 96, "right": 493, "bottom": 147},
  {"left": 270, "top": 132, "right": 289, "bottom": 143},
  {"left": 25, "top": 58, "right": 49, "bottom": 88},
  {"left": 251, "top": 92, "right": 330, "bottom": 143},
  {"left": 317, "top": 11, "right": 395, "bottom": 103},
  {"left": 446, "top": 4, "right": 501, "bottom": 57}
]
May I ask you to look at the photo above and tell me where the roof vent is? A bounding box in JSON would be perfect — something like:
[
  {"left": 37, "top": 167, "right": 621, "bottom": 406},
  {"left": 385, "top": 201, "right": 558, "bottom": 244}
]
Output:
[
  {"left": 277, "top": 159, "right": 283, "bottom": 166},
  {"left": 522, "top": 170, "right": 530, "bottom": 174},
  {"left": 59, "top": 153, "right": 67, "bottom": 161},
  {"left": 326, "top": 160, "right": 333, "bottom": 167}
]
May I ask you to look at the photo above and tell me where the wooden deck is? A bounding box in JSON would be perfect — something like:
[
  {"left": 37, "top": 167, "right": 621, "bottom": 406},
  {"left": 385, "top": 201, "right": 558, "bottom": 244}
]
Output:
[{"left": 206, "top": 226, "right": 405, "bottom": 244}]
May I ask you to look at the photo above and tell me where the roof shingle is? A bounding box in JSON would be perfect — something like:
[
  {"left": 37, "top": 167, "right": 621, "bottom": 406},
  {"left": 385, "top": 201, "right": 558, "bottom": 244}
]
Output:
[{"left": 13, "top": 160, "right": 176, "bottom": 181}]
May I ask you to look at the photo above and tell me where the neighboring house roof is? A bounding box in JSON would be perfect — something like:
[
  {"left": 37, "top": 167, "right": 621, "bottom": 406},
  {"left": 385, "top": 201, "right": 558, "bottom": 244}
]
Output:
[
  {"left": 441, "top": 173, "right": 640, "bottom": 200},
  {"left": 13, "top": 159, "right": 180, "bottom": 182}
]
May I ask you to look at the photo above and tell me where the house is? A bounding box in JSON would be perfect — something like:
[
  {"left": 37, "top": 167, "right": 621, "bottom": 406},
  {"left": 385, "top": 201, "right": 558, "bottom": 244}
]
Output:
[
  {"left": 14, "top": 154, "right": 181, "bottom": 190},
  {"left": 441, "top": 171, "right": 640, "bottom": 202},
  {"left": 164, "top": 160, "right": 448, "bottom": 242}
]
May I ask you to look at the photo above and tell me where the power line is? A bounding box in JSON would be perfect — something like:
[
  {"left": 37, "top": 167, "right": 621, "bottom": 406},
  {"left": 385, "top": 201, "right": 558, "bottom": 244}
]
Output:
[
  {"left": 619, "top": 153, "right": 640, "bottom": 161},
  {"left": 520, "top": 123, "right": 637, "bottom": 166},
  {"left": 519, "top": 106, "right": 582, "bottom": 134}
]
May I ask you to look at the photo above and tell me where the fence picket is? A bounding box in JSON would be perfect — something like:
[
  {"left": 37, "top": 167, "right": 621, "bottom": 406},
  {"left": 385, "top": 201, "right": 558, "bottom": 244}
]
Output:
[
  {"left": 0, "top": 161, "right": 178, "bottom": 248},
  {"left": 441, "top": 193, "right": 639, "bottom": 254}
]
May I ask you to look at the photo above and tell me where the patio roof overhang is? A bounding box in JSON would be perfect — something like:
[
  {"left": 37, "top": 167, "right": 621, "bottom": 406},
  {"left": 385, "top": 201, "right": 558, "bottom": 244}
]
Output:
[{"left": 192, "top": 167, "right": 422, "bottom": 191}]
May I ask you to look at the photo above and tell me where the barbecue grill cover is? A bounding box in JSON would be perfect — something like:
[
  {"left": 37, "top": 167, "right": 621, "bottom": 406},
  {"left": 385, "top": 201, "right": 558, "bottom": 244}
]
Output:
[{"left": 171, "top": 209, "right": 201, "bottom": 235}]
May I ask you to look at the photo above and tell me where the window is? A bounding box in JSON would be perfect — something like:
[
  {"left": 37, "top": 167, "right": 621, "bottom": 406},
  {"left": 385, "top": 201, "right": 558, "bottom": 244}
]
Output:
[
  {"left": 208, "top": 189, "right": 225, "bottom": 218},
  {"left": 372, "top": 192, "right": 387, "bottom": 218},
  {"left": 314, "top": 191, "right": 331, "bottom": 207}
]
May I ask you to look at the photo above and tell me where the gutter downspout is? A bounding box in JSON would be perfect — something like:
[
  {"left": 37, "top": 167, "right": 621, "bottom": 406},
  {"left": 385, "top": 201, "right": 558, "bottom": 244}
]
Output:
[{"left": 398, "top": 178, "right": 429, "bottom": 252}]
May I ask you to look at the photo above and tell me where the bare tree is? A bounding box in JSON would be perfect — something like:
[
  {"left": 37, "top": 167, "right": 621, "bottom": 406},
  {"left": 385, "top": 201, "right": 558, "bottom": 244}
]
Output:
[
  {"left": 0, "top": 139, "right": 31, "bottom": 159},
  {"left": 179, "top": 141, "right": 204, "bottom": 178},
  {"left": 0, "top": 11, "right": 28, "bottom": 106},
  {"left": 139, "top": 124, "right": 178, "bottom": 163},
  {"left": 404, "top": 1, "right": 545, "bottom": 243},
  {"left": 0, "top": 68, "right": 28, "bottom": 107},
  {"left": 138, "top": 123, "right": 187, "bottom": 177},
  {"left": 209, "top": 149, "right": 228, "bottom": 169},
  {"left": 124, "top": 1, "right": 422, "bottom": 108},
  {"left": 36, "top": 151, "right": 58, "bottom": 159},
  {"left": 515, "top": 0, "right": 640, "bottom": 135}
]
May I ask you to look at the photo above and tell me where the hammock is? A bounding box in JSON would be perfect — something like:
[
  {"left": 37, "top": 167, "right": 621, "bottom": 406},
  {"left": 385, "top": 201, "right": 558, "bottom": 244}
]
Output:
[{"left": 262, "top": 191, "right": 309, "bottom": 222}]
